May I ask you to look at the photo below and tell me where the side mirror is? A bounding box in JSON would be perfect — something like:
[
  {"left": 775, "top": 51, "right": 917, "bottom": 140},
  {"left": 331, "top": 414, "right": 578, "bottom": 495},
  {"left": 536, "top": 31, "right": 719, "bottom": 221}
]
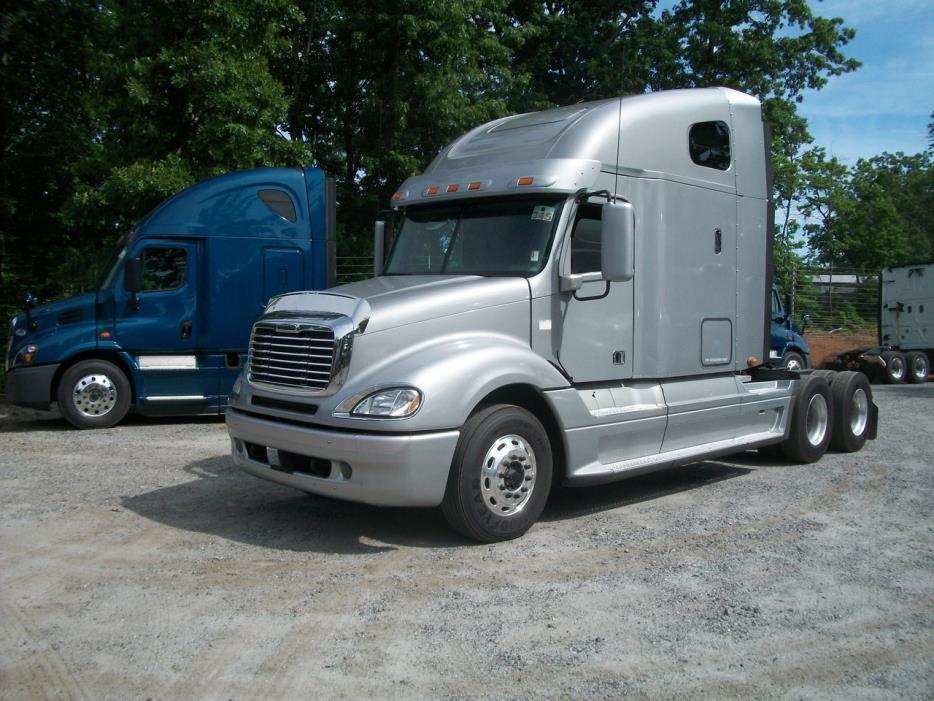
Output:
[
  {"left": 124, "top": 258, "right": 143, "bottom": 293},
  {"left": 801, "top": 313, "right": 811, "bottom": 334},
  {"left": 601, "top": 200, "right": 634, "bottom": 282},
  {"left": 373, "top": 220, "right": 386, "bottom": 276}
]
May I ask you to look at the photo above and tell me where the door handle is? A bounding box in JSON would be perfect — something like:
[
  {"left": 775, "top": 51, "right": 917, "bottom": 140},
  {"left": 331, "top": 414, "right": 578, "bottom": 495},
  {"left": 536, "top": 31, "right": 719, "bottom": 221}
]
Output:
[{"left": 180, "top": 320, "right": 192, "bottom": 339}]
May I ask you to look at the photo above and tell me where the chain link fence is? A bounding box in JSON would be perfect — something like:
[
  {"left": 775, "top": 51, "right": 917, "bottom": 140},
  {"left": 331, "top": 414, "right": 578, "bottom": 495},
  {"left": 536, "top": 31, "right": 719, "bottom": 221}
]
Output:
[{"left": 781, "top": 266, "right": 879, "bottom": 332}]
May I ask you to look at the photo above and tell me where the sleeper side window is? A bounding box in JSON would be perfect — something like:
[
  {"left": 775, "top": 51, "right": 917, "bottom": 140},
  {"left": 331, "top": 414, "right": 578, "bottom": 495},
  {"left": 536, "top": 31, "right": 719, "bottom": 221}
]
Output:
[
  {"left": 689, "top": 121, "right": 731, "bottom": 171},
  {"left": 570, "top": 203, "right": 602, "bottom": 274},
  {"left": 142, "top": 247, "right": 187, "bottom": 291}
]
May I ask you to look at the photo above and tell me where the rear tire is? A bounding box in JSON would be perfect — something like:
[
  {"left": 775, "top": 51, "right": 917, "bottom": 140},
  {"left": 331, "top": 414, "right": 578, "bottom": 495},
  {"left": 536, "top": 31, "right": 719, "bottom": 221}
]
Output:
[
  {"left": 906, "top": 351, "right": 929, "bottom": 384},
  {"left": 880, "top": 350, "right": 907, "bottom": 384},
  {"left": 57, "top": 359, "right": 131, "bottom": 429},
  {"left": 781, "top": 374, "right": 833, "bottom": 463},
  {"left": 829, "top": 371, "right": 872, "bottom": 453},
  {"left": 442, "top": 405, "right": 552, "bottom": 543}
]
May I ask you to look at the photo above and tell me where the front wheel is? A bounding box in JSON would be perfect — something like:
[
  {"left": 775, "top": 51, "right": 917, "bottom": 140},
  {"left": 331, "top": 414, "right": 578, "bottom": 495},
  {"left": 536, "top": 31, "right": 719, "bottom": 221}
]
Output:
[
  {"left": 782, "top": 351, "right": 805, "bottom": 372},
  {"left": 57, "top": 359, "right": 132, "bottom": 429},
  {"left": 442, "top": 405, "right": 553, "bottom": 543}
]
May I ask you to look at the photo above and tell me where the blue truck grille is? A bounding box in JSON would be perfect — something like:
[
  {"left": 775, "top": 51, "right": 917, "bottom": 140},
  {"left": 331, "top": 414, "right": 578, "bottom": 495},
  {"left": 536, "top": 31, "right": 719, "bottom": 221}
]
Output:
[{"left": 248, "top": 323, "right": 336, "bottom": 391}]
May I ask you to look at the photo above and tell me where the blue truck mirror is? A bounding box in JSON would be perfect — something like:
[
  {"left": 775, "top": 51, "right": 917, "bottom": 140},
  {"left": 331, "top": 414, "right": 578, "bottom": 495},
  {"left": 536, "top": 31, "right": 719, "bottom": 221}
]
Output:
[{"left": 601, "top": 201, "right": 634, "bottom": 282}]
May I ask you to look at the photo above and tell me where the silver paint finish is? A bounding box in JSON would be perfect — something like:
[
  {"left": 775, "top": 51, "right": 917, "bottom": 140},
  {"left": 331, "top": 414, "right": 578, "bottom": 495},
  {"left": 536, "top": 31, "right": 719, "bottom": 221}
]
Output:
[{"left": 227, "top": 409, "right": 459, "bottom": 507}]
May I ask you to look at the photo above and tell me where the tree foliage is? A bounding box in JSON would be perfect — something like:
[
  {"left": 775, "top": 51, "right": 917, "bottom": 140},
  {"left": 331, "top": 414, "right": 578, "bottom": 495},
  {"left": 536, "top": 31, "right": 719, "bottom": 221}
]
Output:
[{"left": 1, "top": 0, "right": 872, "bottom": 318}]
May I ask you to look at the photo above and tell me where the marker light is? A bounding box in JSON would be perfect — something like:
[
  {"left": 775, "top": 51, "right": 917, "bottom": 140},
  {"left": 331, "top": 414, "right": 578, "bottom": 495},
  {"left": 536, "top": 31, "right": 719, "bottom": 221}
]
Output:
[
  {"left": 425, "top": 186, "right": 439, "bottom": 196},
  {"left": 517, "top": 176, "right": 534, "bottom": 186},
  {"left": 392, "top": 191, "right": 403, "bottom": 202},
  {"left": 467, "top": 182, "right": 482, "bottom": 191},
  {"left": 446, "top": 183, "right": 459, "bottom": 193}
]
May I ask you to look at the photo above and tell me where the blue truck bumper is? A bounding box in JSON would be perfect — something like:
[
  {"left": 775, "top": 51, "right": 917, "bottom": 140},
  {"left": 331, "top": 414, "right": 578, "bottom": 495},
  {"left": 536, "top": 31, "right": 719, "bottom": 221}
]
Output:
[{"left": 4, "top": 363, "right": 59, "bottom": 409}]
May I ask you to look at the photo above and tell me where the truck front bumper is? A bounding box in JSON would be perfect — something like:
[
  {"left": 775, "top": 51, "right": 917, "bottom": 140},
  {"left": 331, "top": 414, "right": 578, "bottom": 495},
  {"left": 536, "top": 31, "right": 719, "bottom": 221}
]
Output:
[
  {"left": 4, "top": 363, "right": 59, "bottom": 409},
  {"left": 226, "top": 408, "right": 460, "bottom": 508}
]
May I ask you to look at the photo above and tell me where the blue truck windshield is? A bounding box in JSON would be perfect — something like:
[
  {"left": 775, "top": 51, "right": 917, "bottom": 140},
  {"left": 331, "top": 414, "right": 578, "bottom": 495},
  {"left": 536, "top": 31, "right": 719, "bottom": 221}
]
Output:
[{"left": 384, "top": 196, "right": 565, "bottom": 276}]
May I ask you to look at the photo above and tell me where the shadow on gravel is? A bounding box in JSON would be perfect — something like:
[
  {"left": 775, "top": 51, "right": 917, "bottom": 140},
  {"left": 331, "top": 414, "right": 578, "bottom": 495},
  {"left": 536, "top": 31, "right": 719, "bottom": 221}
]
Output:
[
  {"left": 543, "top": 461, "right": 752, "bottom": 522},
  {"left": 121, "top": 455, "right": 462, "bottom": 555},
  {"left": 0, "top": 403, "right": 225, "bottom": 433},
  {"left": 123, "top": 454, "right": 756, "bottom": 553}
]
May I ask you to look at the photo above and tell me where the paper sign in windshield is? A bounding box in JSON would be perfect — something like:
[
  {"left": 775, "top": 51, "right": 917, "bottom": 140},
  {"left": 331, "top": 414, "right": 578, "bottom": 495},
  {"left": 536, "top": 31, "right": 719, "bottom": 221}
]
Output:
[{"left": 531, "top": 205, "right": 555, "bottom": 222}]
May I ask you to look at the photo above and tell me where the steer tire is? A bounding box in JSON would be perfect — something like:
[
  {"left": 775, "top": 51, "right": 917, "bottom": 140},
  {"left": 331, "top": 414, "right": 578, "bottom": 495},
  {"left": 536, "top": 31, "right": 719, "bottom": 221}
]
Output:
[
  {"left": 906, "top": 351, "right": 930, "bottom": 384},
  {"left": 829, "top": 371, "right": 872, "bottom": 453},
  {"left": 782, "top": 351, "right": 805, "bottom": 372},
  {"left": 57, "top": 359, "right": 132, "bottom": 429},
  {"left": 441, "top": 404, "right": 552, "bottom": 543},
  {"left": 780, "top": 374, "right": 834, "bottom": 464},
  {"left": 880, "top": 350, "right": 907, "bottom": 384}
]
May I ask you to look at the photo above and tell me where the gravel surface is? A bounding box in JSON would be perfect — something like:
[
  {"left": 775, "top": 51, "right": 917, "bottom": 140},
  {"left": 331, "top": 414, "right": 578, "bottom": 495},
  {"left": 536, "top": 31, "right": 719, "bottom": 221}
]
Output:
[{"left": 1, "top": 385, "right": 932, "bottom": 700}]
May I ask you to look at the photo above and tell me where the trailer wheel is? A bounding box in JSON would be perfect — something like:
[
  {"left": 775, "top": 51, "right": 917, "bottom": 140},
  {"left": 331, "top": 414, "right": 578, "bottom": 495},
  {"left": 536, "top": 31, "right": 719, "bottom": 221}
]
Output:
[
  {"left": 442, "top": 404, "right": 552, "bottom": 543},
  {"left": 810, "top": 369, "right": 837, "bottom": 383},
  {"left": 880, "top": 350, "right": 907, "bottom": 384},
  {"left": 57, "top": 359, "right": 132, "bottom": 429},
  {"left": 829, "top": 371, "right": 872, "bottom": 452},
  {"left": 782, "top": 351, "right": 805, "bottom": 371},
  {"left": 906, "top": 351, "right": 930, "bottom": 384},
  {"left": 781, "top": 374, "right": 834, "bottom": 464}
]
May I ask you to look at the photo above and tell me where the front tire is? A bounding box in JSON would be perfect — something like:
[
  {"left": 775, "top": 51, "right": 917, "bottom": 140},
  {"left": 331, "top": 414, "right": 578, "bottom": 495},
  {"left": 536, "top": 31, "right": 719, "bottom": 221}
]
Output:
[
  {"left": 781, "top": 374, "right": 834, "bottom": 463},
  {"left": 906, "top": 351, "right": 929, "bottom": 384},
  {"left": 782, "top": 351, "right": 805, "bottom": 372},
  {"left": 442, "top": 404, "right": 552, "bottom": 543},
  {"left": 57, "top": 359, "right": 132, "bottom": 429}
]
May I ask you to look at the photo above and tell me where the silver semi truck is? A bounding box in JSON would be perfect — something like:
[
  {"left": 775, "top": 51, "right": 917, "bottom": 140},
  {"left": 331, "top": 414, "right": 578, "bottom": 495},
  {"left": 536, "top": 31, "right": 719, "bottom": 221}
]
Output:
[
  {"left": 823, "top": 262, "right": 933, "bottom": 384},
  {"left": 226, "top": 88, "right": 878, "bottom": 542}
]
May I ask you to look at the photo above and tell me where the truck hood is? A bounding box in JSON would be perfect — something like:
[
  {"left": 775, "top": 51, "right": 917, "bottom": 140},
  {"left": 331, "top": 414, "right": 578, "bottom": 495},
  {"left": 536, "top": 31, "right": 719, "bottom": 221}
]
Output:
[
  {"left": 266, "top": 276, "right": 531, "bottom": 334},
  {"left": 10, "top": 291, "right": 97, "bottom": 338}
]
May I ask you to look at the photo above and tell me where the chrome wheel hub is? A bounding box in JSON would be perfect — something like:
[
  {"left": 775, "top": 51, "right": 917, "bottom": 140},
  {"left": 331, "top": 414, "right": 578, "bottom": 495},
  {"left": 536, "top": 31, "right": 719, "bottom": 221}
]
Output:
[
  {"left": 480, "top": 434, "right": 536, "bottom": 517},
  {"left": 849, "top": 388, "right": 868, "bottom": 436},
  {"left": 72, "top": 374, "right": 117, "bottom": 418},
  {"left": 911, "top": 356, "right": 928, "bottom": 381},
  {"left": 890, "top": 356, "right": 905, "bottom": 380},
  {"left": 805, "top": 392, "right": 829, "bottom": 447}
]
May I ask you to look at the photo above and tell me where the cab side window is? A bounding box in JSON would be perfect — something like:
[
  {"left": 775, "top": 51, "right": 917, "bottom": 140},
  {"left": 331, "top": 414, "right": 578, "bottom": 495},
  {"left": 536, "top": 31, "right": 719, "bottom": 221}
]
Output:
[
  {"left": 571, "top": 203, "right": 602, "bottom": 274},
  {"left": 142, "top": 247, "right": 187, "bottom": 291},
  {"left": 689, "top": 120, "right": 731, "bottom": 171}
]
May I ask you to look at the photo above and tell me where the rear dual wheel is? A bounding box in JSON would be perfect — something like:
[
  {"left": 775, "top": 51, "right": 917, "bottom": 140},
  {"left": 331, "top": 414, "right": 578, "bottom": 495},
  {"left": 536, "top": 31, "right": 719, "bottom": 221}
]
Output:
[
  {"left": 906, "top": 351, "right": 930, "bottom": 384},
  {"left": 781, "top": 374, "right": 833, "bottom": 463}
]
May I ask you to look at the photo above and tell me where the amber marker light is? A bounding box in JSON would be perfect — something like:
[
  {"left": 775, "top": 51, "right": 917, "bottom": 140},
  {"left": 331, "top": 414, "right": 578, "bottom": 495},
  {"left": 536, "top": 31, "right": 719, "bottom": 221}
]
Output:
[
  {"left": 100, "top": 330, "right": 112, "bottom": 339},
  {"left": 392, "top": 191, "right": 403, "bottom": 202},
  {"left": 425, "top": 185, "right": 439, "bottom": 196},
  {"left": 746, "top": 356, "right": 760, "bottom": 367},
  {"left": 446, "top": 183, "right": 459, "bottom": 193},
  {"left": 517, "top": 176, "right": 534, "bottom": 186},
  {"left": 467, "top": 181, "right": 482, "bottom": 191}
]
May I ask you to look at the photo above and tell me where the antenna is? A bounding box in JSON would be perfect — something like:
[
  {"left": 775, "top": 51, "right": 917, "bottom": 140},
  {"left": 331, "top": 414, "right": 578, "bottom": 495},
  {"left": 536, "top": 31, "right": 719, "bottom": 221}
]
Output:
[{"left": 613, "top": 25, "right": 624, "bottom": 201}]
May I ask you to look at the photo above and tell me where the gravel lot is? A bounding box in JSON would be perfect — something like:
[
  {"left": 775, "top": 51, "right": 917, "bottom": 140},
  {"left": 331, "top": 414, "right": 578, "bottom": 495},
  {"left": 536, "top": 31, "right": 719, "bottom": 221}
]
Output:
[{"left": 1, "top": 384, "right": 932, "bottom": 700}]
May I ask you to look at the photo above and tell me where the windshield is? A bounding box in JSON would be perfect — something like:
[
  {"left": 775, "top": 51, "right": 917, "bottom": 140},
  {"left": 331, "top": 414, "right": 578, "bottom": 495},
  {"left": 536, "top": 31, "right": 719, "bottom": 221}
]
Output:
[
  {"left": 384, "top": 196, "right": 565, "bottom": 276},
  {"left": 98, "top": 233, "right": 130, "bottom": 290}
]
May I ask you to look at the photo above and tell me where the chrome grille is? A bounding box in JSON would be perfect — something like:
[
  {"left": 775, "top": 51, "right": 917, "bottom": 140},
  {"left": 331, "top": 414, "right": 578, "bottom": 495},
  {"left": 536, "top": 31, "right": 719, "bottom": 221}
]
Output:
[{"left": 248, "top": 322, "right": 336, "bottom": 391}]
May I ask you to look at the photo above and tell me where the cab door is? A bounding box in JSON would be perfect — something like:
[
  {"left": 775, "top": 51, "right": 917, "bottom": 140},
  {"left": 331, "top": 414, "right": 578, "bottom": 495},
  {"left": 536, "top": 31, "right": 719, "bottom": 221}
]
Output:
[
  {"left": 113, "top": 239, "right": 214, "bottom": 412},
  {"left": 557, "top": 202, "right": 634, "bottom": 383}
]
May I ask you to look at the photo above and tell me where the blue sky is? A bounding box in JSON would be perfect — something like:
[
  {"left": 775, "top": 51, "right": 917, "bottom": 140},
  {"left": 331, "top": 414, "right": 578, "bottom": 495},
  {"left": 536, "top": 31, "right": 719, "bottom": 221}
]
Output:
[{"left": 796, "top": 0, "right": 933, "bottom": 162}]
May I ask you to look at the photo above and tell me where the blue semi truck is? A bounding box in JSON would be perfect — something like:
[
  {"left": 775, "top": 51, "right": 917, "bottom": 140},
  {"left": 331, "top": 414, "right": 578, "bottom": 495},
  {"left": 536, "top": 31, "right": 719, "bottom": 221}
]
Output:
[
  {"left": 5, "top": 167, "right": 335, "bottom": 428},
  {"left": 769, "top": 283, "right": 810, "bottom": 371}
]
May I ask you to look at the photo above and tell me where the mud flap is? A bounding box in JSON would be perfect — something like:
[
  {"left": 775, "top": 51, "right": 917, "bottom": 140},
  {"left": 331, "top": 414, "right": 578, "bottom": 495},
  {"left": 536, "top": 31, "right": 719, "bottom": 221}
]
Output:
[{"left": 868, "top": 400, "right": 879, "bottom": 440}]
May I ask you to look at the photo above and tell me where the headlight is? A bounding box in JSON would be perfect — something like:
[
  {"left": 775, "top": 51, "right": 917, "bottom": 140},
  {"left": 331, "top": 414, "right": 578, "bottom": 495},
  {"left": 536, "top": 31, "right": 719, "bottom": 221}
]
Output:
[
  {"left": 337, "top": 387, "right": 423, "bottom": 418},
  {"left": 15, "top": 344, "right": 38, "bottom": 366}
]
